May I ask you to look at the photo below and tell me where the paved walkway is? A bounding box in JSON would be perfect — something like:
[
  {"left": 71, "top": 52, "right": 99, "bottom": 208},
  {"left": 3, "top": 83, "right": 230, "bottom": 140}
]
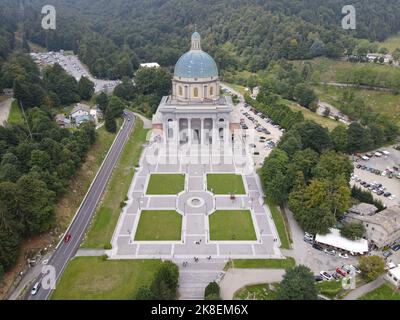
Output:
[
  {"left": 219, "top": 268, "right": 285, "bottom": 300},
  {"left": 343, "top": 276, "right": 385, "bottom": 300},
  {"left": 75, "top": 249, "right": 105, "bottom": 257},
  {"left": 133, "top": 112, "right": 152, "bottom": 129},
  {"left": 0, "top": 97, "right": 12, "bottom": 125}
]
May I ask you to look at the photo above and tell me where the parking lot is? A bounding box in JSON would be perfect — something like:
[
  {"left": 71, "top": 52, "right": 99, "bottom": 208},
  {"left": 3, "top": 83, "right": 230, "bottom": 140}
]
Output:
[
  {"left": 352, "top": 145, "right": 400, "bottom": 207},
  {"left": 238, "top": 105, "right": 284, "bottom": 169},
  {"left": 31, "top": 51, "right": 120, "bottom": 93}
]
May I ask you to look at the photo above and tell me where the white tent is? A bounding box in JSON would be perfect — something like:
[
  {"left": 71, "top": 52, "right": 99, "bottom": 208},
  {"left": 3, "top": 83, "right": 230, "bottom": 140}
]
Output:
[{"left": 315, "top": 228, "right": 369, "bottom": 255}]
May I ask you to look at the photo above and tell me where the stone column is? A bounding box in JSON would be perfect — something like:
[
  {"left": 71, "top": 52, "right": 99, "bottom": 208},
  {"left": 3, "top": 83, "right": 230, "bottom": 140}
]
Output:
[
  {"left": 175, "top": 118, "right": 180, "bottom": 146},
  {"left": 212, "top": 117, "right": 218, "bottom": 146},
  {"left": 188, "top": 118, "right": 192, "bottom": 145},
  {"left": 200, "top": 118, "right": 204, "bottom": 145}
]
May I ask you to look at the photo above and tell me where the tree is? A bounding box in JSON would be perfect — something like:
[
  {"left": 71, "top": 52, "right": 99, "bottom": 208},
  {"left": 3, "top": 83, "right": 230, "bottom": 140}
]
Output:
[
  {"left": 294, "top": 83, "right": 317, "bottom": 109},
  {"left": 135, "top": 67, "right": 171, "bottom": 97},
  {"left": 313, "top": 151, "right": 353, "bottom": 182},
  {"left": 331, "top": 125, "right": 348, "bottom": 153},
  {"left": 261, "top": 149, "right": 290, "bottom": 204},
  {"left": 294, "top": 121, "right": 333, "bottom": 154},
  {"left": 359, "top": 256, "right": 385, "bottom": 282},
  {"left": 135, "top": 286, "right": 155, "bottom": 300},
  {"left": 347, "top": 122, "right": 373, "bottom": 153},
  {"left": 204, "top": 281, "right": 221, "bottom": 300},
  {"left": 340, "top": 222, "right": 366, "bottom": 240},
  {"left": 108, "top": 96, "right": 125, "bottom": 119},
  {"left": 78, "top": 76, "right": 95, "bottom": 100},
  {"left": 150, "top": 261, "right": 179, "bottom": 300},
  {"left": 96, "top": 92, "right": 109, "bottom": 113},
  {"left": 277, "top": 265, "right": 318, "bottom": 300},
  {"left": 113, "top": 76, "right": 136, "bottom": 101}
]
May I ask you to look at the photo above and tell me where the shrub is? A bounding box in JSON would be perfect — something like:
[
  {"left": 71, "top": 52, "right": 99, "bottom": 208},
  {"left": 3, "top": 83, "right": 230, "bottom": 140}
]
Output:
[
  {"left": 204, "top": 281, "right": 221, "bottom": 300},
  {"left": 359, "top": 256, "right": 385, "bottom": 282},
  {"left": 103, "top": 243, "right": 112, "bottom": 250}
]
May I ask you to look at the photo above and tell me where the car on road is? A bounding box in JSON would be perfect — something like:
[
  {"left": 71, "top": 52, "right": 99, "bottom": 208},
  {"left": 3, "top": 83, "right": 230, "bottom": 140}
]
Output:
[
  {"left": 31, "top": 282, "right": 41, "bottom": 295},
  {"left": 64, "top": 234, "right": 72, "bottom": 243},
  {"left": 320, "top": 271, "right": 333, "bottom": 281},
  {"left": 336, "top": 267, "right": 347, "bottom": 277},
  {"left": 339, "top": 253, "right": 349, "bottom": 259},
  {"left": 324, "top": 248, "right": 336, "bottom": 256}
]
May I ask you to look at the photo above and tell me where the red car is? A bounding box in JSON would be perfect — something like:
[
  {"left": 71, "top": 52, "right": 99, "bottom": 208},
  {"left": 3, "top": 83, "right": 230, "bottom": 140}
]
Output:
[
  {"left": 336, "top": 267, "right": 347, "bottom": 277},
  {"left": 64, "top": 234, "right": 72, "bottom": 243}
]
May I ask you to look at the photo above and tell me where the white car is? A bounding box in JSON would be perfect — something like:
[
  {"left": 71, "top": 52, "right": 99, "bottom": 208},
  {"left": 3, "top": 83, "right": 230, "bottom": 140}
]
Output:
[
  {"left": 382, "top": 150, "right": 390, "bottom": 155},
  {"left": 381, "top": 171, "right": 387, "bottom": 176},
  {"left": 375, "top": 152, "right": 382, "bottom": 157},
  {"left": 31, "top": 282, "right": 41, "bottom": 295},
  {"left": 339, "top": 253, "right": 349, "bottom": 259},
  {"left": 362, "top": 156, "right": 369, "bottom": 161},
  {"left": 389, "top": 195, "right": 396, "bottom": 200},
  {"left": 320, "top": 271, "right": 333, "bottom": 281},
  {"left": 324, "top": 248, "right": 336, "bottom": 256}
]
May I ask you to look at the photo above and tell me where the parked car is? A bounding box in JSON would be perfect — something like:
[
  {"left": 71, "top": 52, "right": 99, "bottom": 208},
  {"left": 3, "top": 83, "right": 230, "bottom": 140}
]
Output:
[
  {"left": 324, "top": 248, "right": 336, "bottom": 256},
  {"left": 320, "top": 271, "right": 333, "bottom": 281},
  {"left": 349, "top": 265, "right": 361, "bottom": 274},
  {"left": 339, "top": 253, "right": 349, "bottom": 259},
  {"left": 313, "top": 243, "right": 324, "bottom": 251},
  {"left": 390, "top": 244, "right": 400, "bottom": 251},
  {"left": 314, "top": 275, "right": 324, "bottom": 282},
  {"left": 383, "top": 250, "right": 393, "bottom": 258},
  {"left": 336, "top": 267, "right": 348, "bottom": 277}
]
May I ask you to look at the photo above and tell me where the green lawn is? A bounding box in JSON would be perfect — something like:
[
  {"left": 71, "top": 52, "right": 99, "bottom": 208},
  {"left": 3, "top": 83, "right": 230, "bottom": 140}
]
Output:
[
  {"left": 51, "top": 257, "right": 163, "bottom": 300},
  {"left": 316, "top": 280, "right": 344, "bottom": 299},
  {"left": 209, "top": 210, "right": 256, "bottom": 241},
  {"left": 225, "top": 257, "right": 295, "bottom": 270},
  {"left": 134, "top": 210, "right": 182, "bottom": 241},
  {"left": 82, "top": 118, "right": 149, "bottom": 248},
  {"left": 7, "top": 100, "right": 23, "bottom": 124},
  {"left": 266, "top": 200, "right": 291, "bottom": 249},
  {"left": 359, "top": 283, "right": 400, "bottom": 300},
  {"left": 234, "top": 283, "right": 280, "bottom": 300},
  {"left": 146, "top": 174, "right": 185, "bottom": 195},
  {"left": 207, "top": 174, "right": 246, "bottom": 195},
  {"left": 314, "top": 84, "right": 400, "bottom": 126},
  {"left": 288, "top": 103, "right": 339, "bottom": 131}
]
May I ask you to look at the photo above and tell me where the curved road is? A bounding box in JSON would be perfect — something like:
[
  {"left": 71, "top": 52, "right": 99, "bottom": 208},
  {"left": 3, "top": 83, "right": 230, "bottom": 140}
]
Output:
[{"left": 27, "top": 110, "right": 136, "bottom": 300}]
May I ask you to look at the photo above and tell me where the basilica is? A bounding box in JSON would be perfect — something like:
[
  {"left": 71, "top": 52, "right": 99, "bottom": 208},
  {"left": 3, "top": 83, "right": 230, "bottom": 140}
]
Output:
[{"left": 152, "top": 32, "right": 240, "bottom": 145}]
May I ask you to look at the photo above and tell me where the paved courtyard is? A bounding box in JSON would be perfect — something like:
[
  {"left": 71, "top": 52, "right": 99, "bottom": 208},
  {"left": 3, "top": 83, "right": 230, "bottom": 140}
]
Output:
[{"left": 109, "top": 141, "right": 282, "bottom": 261}]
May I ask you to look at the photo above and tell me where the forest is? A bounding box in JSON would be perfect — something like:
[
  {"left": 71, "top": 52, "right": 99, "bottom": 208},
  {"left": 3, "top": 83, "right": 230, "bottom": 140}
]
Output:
[{"left": 2, "top": 0, "right": 400, "bottom": 79}]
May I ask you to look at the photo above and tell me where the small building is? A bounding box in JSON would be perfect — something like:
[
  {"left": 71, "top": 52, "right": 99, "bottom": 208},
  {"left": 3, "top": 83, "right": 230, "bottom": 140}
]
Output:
[
  {"left": 55, "top": 114, "right": 71, "bottom": 128},
  {"left": 140, "top": 62, "right": 160, "bottom": 68},
  {"left": 2, "top": 88, "right": 13, "bottom": 96},
  {"left": 386, "top": 266, "right": 400, "bottom": 288},
  {"left": 345, "top": 205, "right": 400, "bottom": 249},
  {"left": 251, "top": 87, "right": 260, "bottom": 100},
  {"left": 348, "top": 203, "right": 378, "bottom": 216},
  {"left": 315, "top": 228, "right": 369, "bottom": 255},
  {"left": 70, "top": 104, "right": 90, "bottom": 119}
]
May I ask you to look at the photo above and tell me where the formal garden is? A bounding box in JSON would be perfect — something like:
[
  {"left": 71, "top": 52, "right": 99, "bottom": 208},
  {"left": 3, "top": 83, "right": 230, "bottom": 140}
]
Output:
[
  {"left": 206, "top": 174, "right": 246, "bottom": 195},
  {"left": 146, "top": 174, "right": 185, "bottom": 195},
  {"left": 134, "top": 210, "right": 182, "bottom": 241},
  {"left": 209, "top": 210, "right": 256, "bottom": 241}
]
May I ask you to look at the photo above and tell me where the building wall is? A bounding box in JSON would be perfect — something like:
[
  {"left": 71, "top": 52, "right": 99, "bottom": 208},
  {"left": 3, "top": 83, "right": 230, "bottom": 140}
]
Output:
[{"left": 172, "top": 79, "right": 219, "bottom": 102}]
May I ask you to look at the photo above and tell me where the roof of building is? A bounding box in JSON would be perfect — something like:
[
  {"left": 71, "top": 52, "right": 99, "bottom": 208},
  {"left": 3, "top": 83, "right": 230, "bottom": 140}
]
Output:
[
  {"left": 71, "top": 104, "right": 90, "bottom": 115},
  {"left": 75, "top": 114, "right": 93, "bottom": 125},
  {"left": 315, "top": 228, "right": 369, "bottom": 254},
  {"left": 55, "top": 114, "right": 71, "bottom": 123},
  {"left": 389, "top": 266, "right": 400, "bottom": 279},
  {"left": 174, "top": 33, "right": 218, "bottom": 79},
  {"left": 346, "top": 205, "right": 400, "bottom": 235},
  {"left": 140, "top": 62, "right": 160, "bottom": 68},
  {"left": 348, "top": 203, "right": 378, "bottom": 216}
]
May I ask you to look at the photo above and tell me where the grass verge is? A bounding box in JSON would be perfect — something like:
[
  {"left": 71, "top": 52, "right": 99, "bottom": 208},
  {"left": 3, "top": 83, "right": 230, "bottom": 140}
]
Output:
[
  {"left": 51, "top": 257, "right": 162, "bottom": 300},
  {"left": 224, "top": 257, "right": 295, "bottom": 270},
  {"left": 266, "top": 200, "right": 291, "bottom": 249},
  {"left": 234, "top": 283, "right": 280, "bottom": 300},
  {"left": 359, "top": 283, "right": 400, "bottom": 300},
  {"left": 82, "top": 118, "right": 148, "bottom": 248},
  {"left": 7, "top": 100, "right": 23, "bottom": 124}
]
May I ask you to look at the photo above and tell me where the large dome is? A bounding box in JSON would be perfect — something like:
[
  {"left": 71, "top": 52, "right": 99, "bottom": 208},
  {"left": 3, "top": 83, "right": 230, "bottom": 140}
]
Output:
[{"left": 174, "top": 32, "right": 218, "bottom": 79}]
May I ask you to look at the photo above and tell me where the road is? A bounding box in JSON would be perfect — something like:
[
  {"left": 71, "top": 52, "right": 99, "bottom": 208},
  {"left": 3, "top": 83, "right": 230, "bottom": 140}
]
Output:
[
  {"left": 0, "top": 97, "right": 12, "bottom": 126},
  {"left": 26, "top": 111, "right": 136, "bottom": 300}
]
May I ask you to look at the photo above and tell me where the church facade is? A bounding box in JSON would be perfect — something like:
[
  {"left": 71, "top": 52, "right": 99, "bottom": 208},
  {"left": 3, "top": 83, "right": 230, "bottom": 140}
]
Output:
[{"left": 152, "top": 32, "right": 240, "bottom": 145}]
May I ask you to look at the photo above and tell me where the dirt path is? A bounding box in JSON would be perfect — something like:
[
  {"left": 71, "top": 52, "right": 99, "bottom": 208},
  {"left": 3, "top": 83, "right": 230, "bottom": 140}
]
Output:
[{"left": 0, "top": 97, "right": 12, "bottom": 125}]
